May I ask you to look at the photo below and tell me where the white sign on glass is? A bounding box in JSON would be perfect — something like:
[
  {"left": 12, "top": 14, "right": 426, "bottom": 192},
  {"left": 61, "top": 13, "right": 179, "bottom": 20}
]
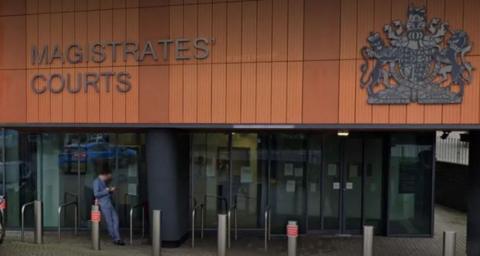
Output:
[
  {"left": 284, "top": 163, "right": 294, "bottom": 176},
  {"left": 286, "top": 180, "right": 296, "bottom": 193}
]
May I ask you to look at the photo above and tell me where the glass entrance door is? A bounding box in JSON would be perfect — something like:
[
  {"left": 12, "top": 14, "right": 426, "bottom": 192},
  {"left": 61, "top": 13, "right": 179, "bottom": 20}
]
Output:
[
  {"left": 191, "top": 132, "right": 384, "bottom": 236},
  {"left": 322, "top": 135, "right": 363, "bottom": 234},
  {"left": 341, "top": 138, "right": 363, "bottom": 233},
  {"left": 317, "top": 134, "right": 384, "bottom": 234},
  {"left": 191, "top": 133, "right": 267, "bottom": 231},
  {"left": 191, "top": 133, "right": 230, "bottom": 227},
  {"left": 231, "top": 133, "right": 265, "bottom": 229},
  {"left": 269, "top": 134, "right": 307, "bottom": 233}
]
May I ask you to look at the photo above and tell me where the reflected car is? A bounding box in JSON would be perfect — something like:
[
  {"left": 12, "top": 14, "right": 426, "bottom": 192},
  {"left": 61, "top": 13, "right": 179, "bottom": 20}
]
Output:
[{"left": 58, "top": 143, "right": 137, "bottom": 173}]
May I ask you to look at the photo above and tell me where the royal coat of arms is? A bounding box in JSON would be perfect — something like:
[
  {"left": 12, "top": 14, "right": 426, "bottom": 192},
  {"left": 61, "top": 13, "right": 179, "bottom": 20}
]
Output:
[{"left": 360, "top": 6, "right": 473, "bottom": 104}]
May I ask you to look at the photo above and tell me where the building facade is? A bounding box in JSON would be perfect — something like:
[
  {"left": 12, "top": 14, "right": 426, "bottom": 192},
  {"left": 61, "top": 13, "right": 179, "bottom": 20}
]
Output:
[{"left": 0, "top": 0, "right": 479, "bottom": 254}]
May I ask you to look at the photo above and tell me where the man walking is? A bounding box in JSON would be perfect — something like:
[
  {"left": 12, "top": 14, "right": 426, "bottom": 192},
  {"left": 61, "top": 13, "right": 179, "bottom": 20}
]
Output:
[{"left": 93, "top": 165, "right": 125, "bottom": 246}]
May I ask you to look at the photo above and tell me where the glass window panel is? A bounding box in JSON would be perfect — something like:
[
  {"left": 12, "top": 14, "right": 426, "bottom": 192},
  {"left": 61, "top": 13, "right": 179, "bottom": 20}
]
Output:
[
  {"left": 343, "top": 138, "right": 363, "bottom": 231},
  {"left": 388, "top": 133, "right": 433, "bottom": 235},
  {"left": 364, "top": 137, "right": 384, "bottom": 233},
  {"left": 41, "top": 133, "right": 63, "bottom": 228},
  {"left": 191, "top": 133, "right": 229, "bottom": 228},
  {"left": 307, "top": 135, "right": 322, "bottom": 230},
  {"left": 322, "top": 135, "right": 341, "bottom": 230},
  {"left": 113, "top": 133, "right": 145, "bottom": 228},
  {"left": 231, "top": 133, "right": 266, "bottom": 229},
  {"left": 269, "top": 133, "right": 306, "bottom": 233},
  {"left": 4, "top": 130, "right": 37, "bottom": 228}
]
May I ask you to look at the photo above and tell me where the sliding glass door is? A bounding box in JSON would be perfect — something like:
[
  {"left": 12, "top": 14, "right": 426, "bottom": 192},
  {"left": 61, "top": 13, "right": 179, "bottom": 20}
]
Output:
[{"left": 307, "top": 134, "right": 385, "bottom": 234}]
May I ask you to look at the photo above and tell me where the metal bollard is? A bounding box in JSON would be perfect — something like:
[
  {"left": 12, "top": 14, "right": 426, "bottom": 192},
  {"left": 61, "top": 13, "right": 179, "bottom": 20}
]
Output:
[
  {"left": 34, "top": 200, "right": 43, "bottom": 244},
  {"left": 91, "top": 205, "right": 101, "bottom": 250},
  {"left": 287, "top": 221, "right": 298, "bottom": 256},
  {"left": 152, "top": 210, "right": 162, "bottom": 256},
  {"left": 218, "top": 214, "right": 227, "bottom": 256},
  {"left": 363, "top": 226, "right": 374, "bottom": 256},
  {"left": 443, "top": 231, "right": 456, "bottom": 256}
]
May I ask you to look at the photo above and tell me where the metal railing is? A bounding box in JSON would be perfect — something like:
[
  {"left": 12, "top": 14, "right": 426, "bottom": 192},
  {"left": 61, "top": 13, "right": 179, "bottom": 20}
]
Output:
[
  {"left": 57, "top": 199, "right": 78, "bottom": 240},
  {"left": 230, "top": 194, "right": 256, "bottom": 242},
  {"left": 264, "top": 206, "right": 271, "bottom": 251},
  {"left": 191, "top": 201, "right": 205, "bottom": 248},
  {"left": 124, "top": 193, "right": 137, "bottom": 220},
  {"left": 21, "top": 201, "right": 35, "bottom": 242},
  {"left": 129, "top": 202, "right": 146, "bottom": 245},
  {"left": 436, "top": 136, "right": 469, "bottom": 165},
  {"left": 21, "top": 200, "right": 43, "bottom": 244}
]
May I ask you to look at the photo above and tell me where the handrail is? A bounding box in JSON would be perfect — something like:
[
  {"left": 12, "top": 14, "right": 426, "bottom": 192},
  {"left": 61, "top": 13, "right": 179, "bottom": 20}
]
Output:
[
  {"left": 57, "top": 200, "right": 78, "bottom": 240},
  {"left": 231, "top": 194, "right": 256, "bottom": 241},
  {"left": 264, "top": 206, "right": 271, "bottom": 251},
  {"left": 124, "top": 193, "right": 138, "bottom": 205},
  {"left": 191, "top": 202, "right": 205, "bottom": 248},
  {"left": 226, "top": 204, "right": 238, "bottom": 248},
  {"left": 21, "top": 201, "right": 36, "bottom": 242},
  {"left": 124, "top": 193, "right": 138, "bottom": 220},
  {"left": 129, "top": 202, "right": 146, "bottom": 245}
]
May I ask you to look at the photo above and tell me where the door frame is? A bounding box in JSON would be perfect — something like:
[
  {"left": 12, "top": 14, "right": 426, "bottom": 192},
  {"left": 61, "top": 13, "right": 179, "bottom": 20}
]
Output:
[
  {"left": 338, "top": 136, "right": 364, "bottom": 234},
  {"left": 306, "top": 133, "right": 387, "bottom": 235}
]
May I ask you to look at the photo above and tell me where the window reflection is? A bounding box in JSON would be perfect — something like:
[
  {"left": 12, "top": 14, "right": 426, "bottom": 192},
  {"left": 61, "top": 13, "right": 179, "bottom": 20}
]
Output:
[
  {"left": 1, "top": 131, "right": 146, "bottom": 229},
  {"left": 388, "top": 134, "right": 433, "bottom": 235}
]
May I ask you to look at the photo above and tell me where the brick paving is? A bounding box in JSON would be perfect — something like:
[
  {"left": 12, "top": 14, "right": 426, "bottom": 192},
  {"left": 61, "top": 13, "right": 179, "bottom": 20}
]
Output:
[{"left": 0, "top": 206, "right": 466, "bottom": 256}]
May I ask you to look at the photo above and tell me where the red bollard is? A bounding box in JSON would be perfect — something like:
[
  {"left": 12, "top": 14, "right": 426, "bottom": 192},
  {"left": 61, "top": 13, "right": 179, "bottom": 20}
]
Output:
[
  {"left": 91, "top": 205, "right": 101, "bottom": 250},
  {"left": 287, "top": 221, "right": 298, "bottom": 256}
]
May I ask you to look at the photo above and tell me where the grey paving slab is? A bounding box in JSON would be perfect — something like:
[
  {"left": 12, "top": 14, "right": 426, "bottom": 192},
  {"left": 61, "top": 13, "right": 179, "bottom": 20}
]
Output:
[{"left": 0, "top": 206, "right": 466, "bottom": 256}]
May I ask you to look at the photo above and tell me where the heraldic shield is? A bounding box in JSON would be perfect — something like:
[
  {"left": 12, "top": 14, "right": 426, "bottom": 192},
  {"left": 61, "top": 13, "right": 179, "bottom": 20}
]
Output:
[{"left": 360, "top": 5, "right": 474, "bottom": 104}]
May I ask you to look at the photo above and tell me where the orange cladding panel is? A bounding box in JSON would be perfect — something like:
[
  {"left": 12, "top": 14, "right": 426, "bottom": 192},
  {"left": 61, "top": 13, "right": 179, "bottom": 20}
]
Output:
[{"left": 0, "top": 0, "right": 479, "bottom": 126}]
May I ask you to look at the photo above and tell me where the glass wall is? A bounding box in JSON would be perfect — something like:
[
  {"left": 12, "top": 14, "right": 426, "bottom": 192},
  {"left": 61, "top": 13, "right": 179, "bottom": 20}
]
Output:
[
  {"left": 190, "top": 133, "right": 230, "bottom": 228},
  {"left": 364, "top": 137, "right": 385, "bottom": 233},
  {"left": 3, "top": 131, "right": 37, "bottom": 227},
  {"left": 306, "top": 135, "right": 322, "bottom": 230},
  {"left": 321, "top": 135, "right": 341, "bottom": 231},
  {"left": 0, "top": 129, "right": 434, "bottom": 237},
  {"left": 0, "top": 130, "right": 146, "bottom": 230},
  {"left": 231, "top": 133, "right": 266, "bottom": 229},
  {"left": 190, "top": 131, "right": 434, "bottom": 237},
  {"left": 269, "top": 133, "right": 307, "bottom": 233},
  {"left": 388, "top": 133, "right": 434, "bottom": 235}
]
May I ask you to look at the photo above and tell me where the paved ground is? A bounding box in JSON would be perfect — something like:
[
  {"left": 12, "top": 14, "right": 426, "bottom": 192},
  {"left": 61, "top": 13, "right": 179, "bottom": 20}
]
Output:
[{"left": 0, "top": 206, "right": 466, "bottom": 256}]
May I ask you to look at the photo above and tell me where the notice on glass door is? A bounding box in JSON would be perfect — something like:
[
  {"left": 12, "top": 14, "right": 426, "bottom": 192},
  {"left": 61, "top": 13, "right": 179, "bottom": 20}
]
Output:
[
  {"left": 327, "top": 164, "right": 338, "bottom": 176},
  {"left": 286, "top": 180, "right": 296, "bottom": 193},
  {"left": 240, "top": 166, "right": 252, "bottom": 183},
  {"left": 294, "top": 167, "right": 303, "bottom": 177},
  {"left": 206, "top": 165, "right": 215, "bottom": 177},
  {"left": 284, "top": 163, "right": 294, "bottom": 176}
]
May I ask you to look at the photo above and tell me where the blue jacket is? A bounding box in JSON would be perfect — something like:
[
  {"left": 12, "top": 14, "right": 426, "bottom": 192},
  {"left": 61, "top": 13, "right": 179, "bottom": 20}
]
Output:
[{"left": 93, "top": 177, "right": 112, "bottom": 206}]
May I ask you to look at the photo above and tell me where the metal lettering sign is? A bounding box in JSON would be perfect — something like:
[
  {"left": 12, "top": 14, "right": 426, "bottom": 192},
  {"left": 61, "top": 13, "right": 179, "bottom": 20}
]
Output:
[
  {"left": 29, "top": 37, "right": 214, "bottom": 95},
  {"left": 360, "top": 6, "right": 473, "bottom": 104}
]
